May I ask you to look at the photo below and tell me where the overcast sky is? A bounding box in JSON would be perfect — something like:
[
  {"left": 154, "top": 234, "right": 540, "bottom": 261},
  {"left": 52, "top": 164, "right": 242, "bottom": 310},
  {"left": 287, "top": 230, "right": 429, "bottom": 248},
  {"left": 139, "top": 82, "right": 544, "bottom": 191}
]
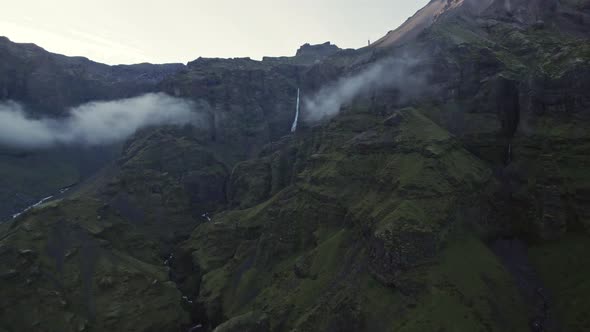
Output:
[{"left": 0, "top": 0, "right": 427, "bottom": 65}]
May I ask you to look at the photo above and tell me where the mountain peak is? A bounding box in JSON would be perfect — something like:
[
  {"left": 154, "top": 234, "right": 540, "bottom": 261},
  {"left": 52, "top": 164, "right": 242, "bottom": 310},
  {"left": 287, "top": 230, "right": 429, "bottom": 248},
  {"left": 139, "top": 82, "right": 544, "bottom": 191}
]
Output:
[{"left": 371, "top": 0, "right": 561, "bottom": 48}]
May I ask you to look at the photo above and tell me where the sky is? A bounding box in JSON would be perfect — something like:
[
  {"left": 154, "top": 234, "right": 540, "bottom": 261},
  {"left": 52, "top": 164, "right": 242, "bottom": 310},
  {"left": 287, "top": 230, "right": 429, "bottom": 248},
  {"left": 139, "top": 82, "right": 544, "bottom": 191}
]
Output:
[{"left": 0, "top": 0, "right": 428, "bottom": 65}]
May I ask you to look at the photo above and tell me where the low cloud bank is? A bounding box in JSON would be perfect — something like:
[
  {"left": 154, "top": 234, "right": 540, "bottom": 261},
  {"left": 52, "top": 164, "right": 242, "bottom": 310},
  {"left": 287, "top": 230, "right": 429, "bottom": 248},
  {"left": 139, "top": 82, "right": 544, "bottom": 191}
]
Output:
[
  {"left": 303, "top": 57, "right": 425, "bottom": 122},
  {"left": 0, "top": 93, "right": 200, "bottom": 149}
]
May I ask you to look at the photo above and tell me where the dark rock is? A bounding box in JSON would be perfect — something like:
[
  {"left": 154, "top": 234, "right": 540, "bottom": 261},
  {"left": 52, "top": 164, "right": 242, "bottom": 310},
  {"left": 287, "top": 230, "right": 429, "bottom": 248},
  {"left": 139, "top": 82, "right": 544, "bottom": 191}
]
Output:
[
  {"left": 0, "top": 36, "right": 184, "bottom": 116},
  {"left": 369, "top": 228, "right": 438, "bottom": 287},
  {"left": 0, "top": 269, "right": 17, "bottom": 280},
  {"left": 296, "top": 42, "right": 341, "bottom": 58},
  {"left": 533, "top": 20, "right": 546, "bottom": 29},
  {"left": 492, "top": 77, "right": 520, "bottom": 139},
  {"left": 293, "top": 254, "right": 315, "bottom": 279}
]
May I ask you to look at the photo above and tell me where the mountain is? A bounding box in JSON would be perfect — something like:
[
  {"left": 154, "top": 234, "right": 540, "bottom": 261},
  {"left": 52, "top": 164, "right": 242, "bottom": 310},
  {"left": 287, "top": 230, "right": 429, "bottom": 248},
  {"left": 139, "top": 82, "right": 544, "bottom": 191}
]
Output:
[
  {"left": 0, "top": 37, "right": 345, "bottom": 221},
  {"left": 0, "top": 36, "right": 185, "bottom": 115},
  {"left": 1, "top": 1, "right": 590, "bottom": 331},
  {"left": 371, "top": 0, "right": 589, "bottom": 48},
  {"left": 0, "top": 36, "right": 190, "bottom": 221}
]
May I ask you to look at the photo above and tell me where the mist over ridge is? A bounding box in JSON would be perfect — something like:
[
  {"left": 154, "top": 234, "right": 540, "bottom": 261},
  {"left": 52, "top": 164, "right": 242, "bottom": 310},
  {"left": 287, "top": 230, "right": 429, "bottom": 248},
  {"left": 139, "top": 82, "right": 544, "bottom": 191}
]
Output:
[
  {"left": 302, "top": 56, "right": 426, "bottom": 122},
  {"left": 0, "top": 93, "right": 201, "bottom": 149}
]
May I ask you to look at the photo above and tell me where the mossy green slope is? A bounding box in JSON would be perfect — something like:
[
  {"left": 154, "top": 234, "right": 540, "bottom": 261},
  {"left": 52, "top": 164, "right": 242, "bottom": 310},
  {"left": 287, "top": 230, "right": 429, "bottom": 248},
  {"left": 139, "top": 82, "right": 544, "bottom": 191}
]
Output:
[
  {"left": 183, "top": 107, "right": 529, "bottom": 331},
  {"left": 1, "top": 2, "right": 590, "bottom": 331},
  {"left": 529, "top": 234, "right": 590, "bottom": 331},
  {"left": 0, "top": 198, "right": 189, "bottom": 332}
]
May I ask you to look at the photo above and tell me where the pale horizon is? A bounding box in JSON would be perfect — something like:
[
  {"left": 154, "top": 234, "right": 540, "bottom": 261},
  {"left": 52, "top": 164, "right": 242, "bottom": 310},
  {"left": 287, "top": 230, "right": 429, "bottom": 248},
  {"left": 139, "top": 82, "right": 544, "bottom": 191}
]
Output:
[{"left": 0, "top": 0, "right": 428, "bottom": 65}]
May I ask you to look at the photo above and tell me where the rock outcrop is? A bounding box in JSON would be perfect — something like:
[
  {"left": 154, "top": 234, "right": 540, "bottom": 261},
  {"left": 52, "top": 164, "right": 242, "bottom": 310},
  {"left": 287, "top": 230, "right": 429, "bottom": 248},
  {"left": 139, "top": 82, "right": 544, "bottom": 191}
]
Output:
[{"left": 295, "top": 42, "right": 341, "bottom": 58}]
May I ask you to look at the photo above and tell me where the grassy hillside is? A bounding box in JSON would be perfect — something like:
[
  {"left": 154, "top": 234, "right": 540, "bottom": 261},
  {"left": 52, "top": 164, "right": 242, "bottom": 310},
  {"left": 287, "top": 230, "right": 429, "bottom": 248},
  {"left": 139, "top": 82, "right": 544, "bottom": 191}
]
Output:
[{"left": 1, "top": 2, "right": 590, "bottom": 331}]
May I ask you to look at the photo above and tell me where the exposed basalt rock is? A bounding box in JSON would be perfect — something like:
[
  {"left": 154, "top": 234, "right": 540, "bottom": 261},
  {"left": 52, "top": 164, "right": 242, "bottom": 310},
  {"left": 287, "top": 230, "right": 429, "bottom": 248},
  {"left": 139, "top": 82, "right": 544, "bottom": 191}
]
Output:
[
  {"left": 170, "top": 8, "right": 590, "bottom": 328},
  {"left": 523, "top": 67, "right": 590, "bottom": 118},
  {"left": 158, "top": 57, "right": 302, "bottom": 163},
  {"left": 293, "top": 254, "right": 316, "bottom": 279},
  {"left": 263, "top": 42, "right": 344, "bottom": 65},
  {"left": 368, "top": 226, "right": 438, "bottom": 287},
  {"left": 493, "top": 77, "right": 520, "bottom": 139},
  {"left": 100, "top": 127, "right": 229, "bottom": 240},
  {"left": 296, "top": 42, "right": 341, "bottom": 59},
  {"left": 221, "top": 133, "right": 300, "bottom": 210},
  {"left": 1, "top": 0, "right": 590, "bottom": 330}
]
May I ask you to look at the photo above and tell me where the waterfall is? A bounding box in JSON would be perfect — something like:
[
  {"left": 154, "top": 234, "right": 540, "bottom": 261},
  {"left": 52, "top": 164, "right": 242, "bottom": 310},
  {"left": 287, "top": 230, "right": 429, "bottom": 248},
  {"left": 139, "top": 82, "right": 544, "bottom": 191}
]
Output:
[{"left": 291, "top": 88, "right": 300, "bottom": 133}]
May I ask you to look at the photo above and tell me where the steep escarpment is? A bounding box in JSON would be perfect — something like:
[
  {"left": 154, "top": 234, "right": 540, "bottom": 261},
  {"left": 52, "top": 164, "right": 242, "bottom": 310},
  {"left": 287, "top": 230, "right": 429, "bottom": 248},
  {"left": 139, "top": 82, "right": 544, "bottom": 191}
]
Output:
[
  {"left": 418, "top": 11, "right": 590, "bottom": 242},
  {"left": 263, "top": 42, "right": 345, "bottom": 65},
  {"left": 1, "top": 2, "right": 590, "bottom": 332},
  {"left": 181, "top": 106, "right": 529, "bottom": 331},
  {"left": 177, "top": 5, "right": 590, "bottom": 330},
  {"left": 0, "top": 41, "right": 355, "bottom": 331},
  {"left": 158, "top": 49, "right": 354, "bottom": 164},
  {"left": 0, "top": 36, "right": 186, "bottom": 221},
  {"left": 0, "top": 39, "right": 348, "bottom": 221}
]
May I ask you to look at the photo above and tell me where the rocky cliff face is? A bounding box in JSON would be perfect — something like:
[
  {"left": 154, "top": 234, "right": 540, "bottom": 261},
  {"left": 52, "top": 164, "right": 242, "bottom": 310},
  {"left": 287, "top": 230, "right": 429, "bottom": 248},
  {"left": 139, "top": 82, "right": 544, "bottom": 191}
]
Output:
[
  {"left": 158, "top": 57, "right": 299, "bottom": 163},
  {"left": 0, "top": 36, "right": 187, "bottom": 221},
  {"left": 0, "top": 37, "right": 348, "bottom": 221},
  {"left": 263, "top": 42, "right": 344, "bottom": 65},
  {"left": 372, "top": 0, "right": 585, "bottom": 48},
  {"left": 295, "top": 42, "right": 341, "bottom": 59},
  {"left": 1, "top": 2, "right": 590, "bottom": 332},
  {"left": 0, "top": 36, "right": 184, "bottom": 115}
]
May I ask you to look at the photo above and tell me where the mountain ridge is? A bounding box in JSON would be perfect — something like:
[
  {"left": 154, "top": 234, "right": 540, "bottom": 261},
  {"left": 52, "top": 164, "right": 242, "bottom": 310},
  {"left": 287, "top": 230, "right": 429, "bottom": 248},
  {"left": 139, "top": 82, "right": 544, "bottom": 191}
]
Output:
[
  {"left": 1, "top": 1, "right": 590, "bottom": 331},
  {"left": 370, "top": 0, "right": 589, "bottom": 48}
]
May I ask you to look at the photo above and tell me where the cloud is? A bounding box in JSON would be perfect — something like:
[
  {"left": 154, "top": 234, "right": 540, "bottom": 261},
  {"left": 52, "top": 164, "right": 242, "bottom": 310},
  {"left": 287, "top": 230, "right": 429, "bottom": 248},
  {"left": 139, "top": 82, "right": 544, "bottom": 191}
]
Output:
[
  {"left": 303, "top": 56, "right": 425, "bottom": 122},
  {"left": 0, "top": 93, "right": 201, "bottom": 149}
]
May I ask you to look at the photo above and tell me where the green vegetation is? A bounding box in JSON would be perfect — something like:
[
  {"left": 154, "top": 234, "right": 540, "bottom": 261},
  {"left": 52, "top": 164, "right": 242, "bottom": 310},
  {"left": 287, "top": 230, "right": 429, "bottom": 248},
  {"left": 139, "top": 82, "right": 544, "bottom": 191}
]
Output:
[
  {"left": 2, "top": 3, "right": 590, "bottom": 331},
  {"left": 529, "top": 234, "right": 590, "bottom": 331},
  {"left": 0, "top": 198, "right": 189, "bottom": 332}
]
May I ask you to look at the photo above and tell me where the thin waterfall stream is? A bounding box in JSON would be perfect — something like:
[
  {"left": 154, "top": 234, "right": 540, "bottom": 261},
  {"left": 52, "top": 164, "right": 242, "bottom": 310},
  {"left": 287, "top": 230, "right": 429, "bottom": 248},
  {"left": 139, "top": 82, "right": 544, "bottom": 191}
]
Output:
[{"left": 291, "top": 88, "right": 300, "bottom": 133}]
